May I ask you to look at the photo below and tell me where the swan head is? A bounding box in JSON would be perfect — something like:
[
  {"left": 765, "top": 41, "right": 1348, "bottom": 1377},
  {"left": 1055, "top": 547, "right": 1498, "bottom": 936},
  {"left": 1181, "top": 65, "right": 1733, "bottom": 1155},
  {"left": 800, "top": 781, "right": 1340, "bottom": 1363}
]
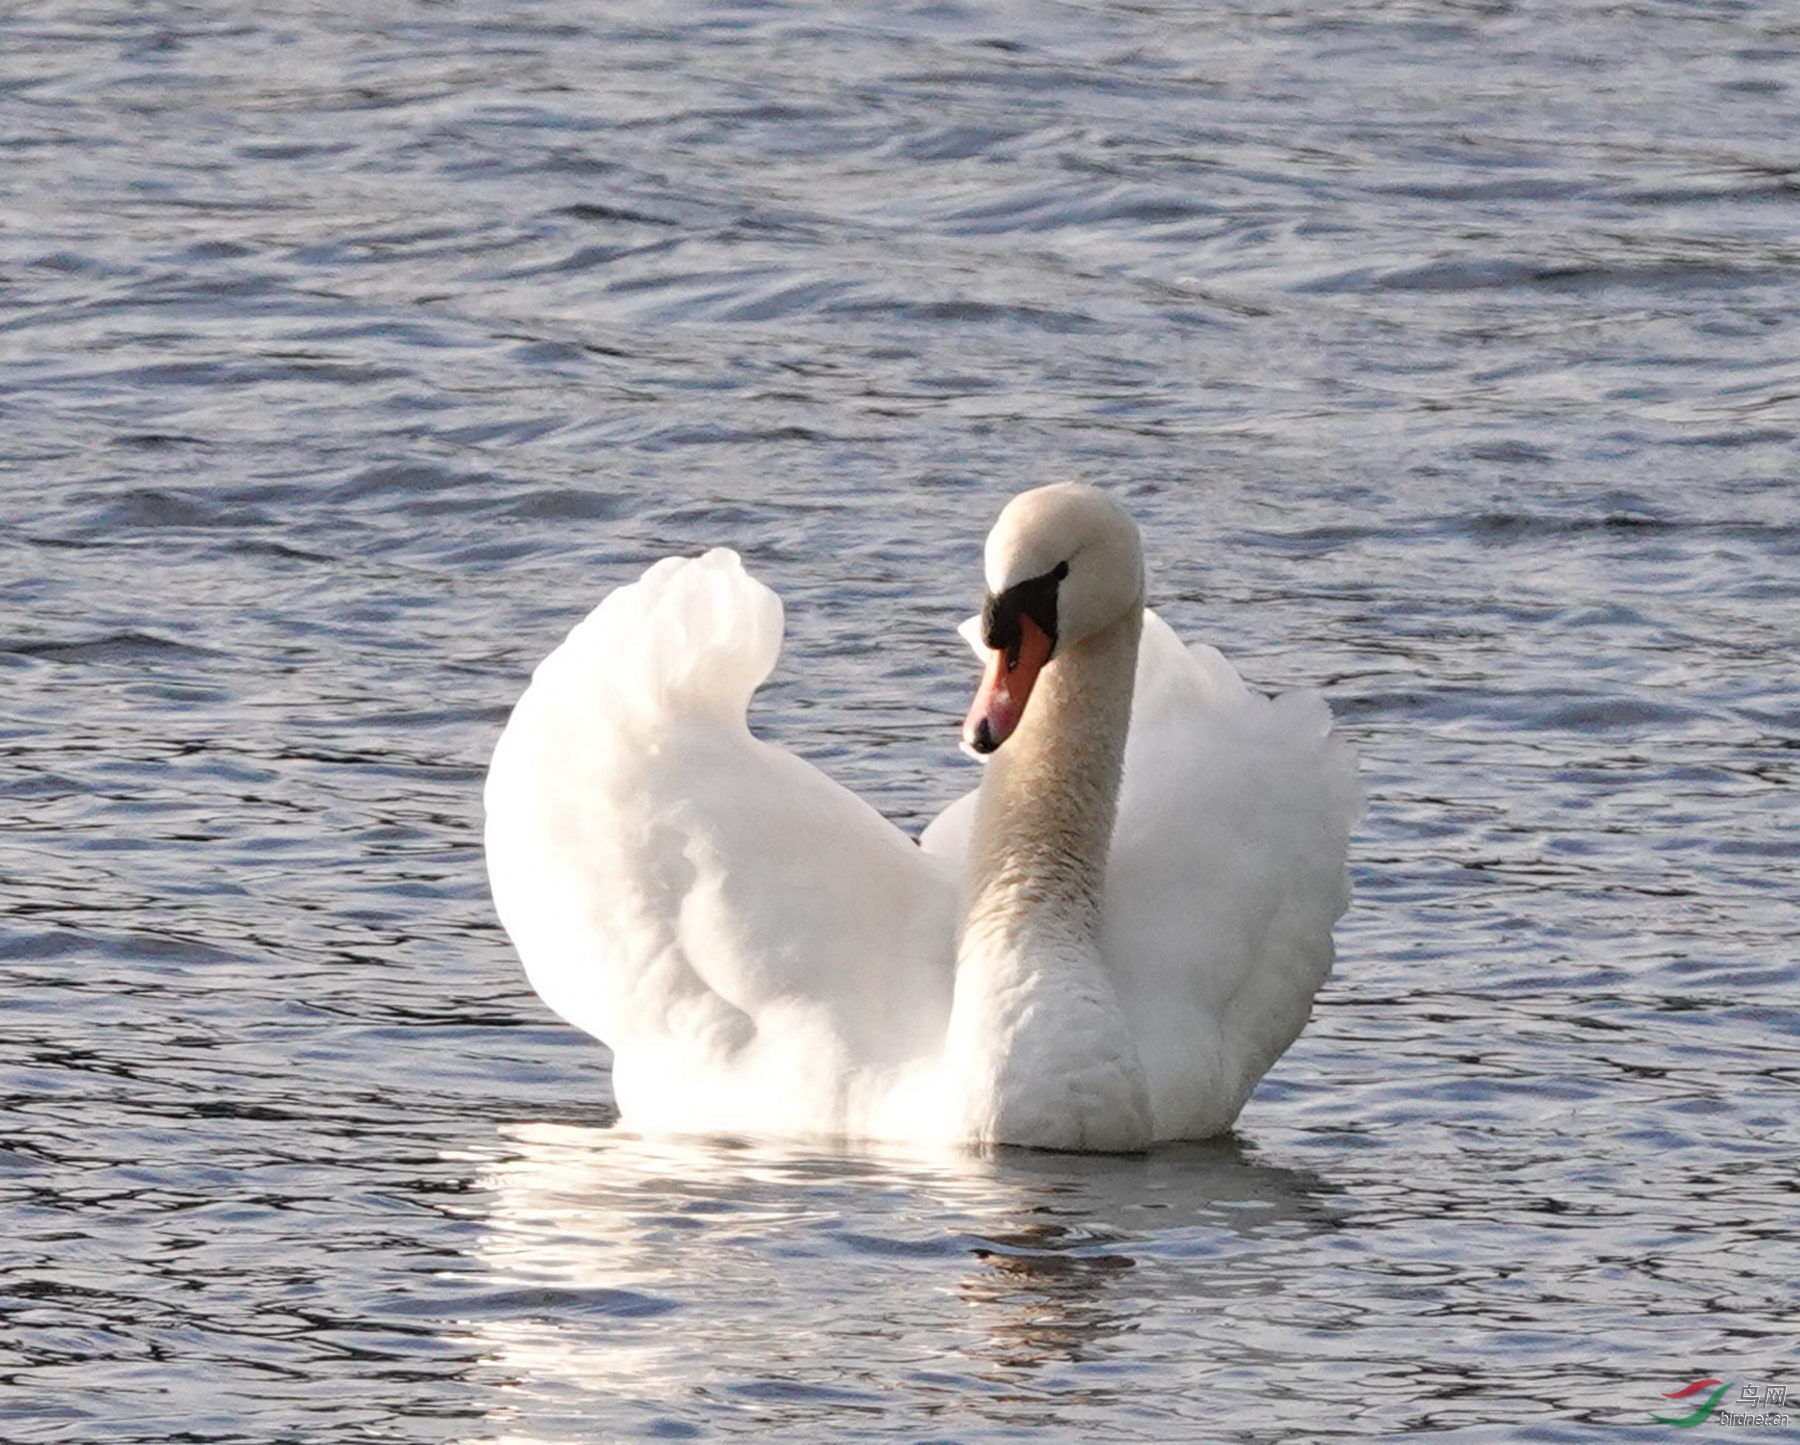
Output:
[{"left": 963, "top": 484, "right": 1145, "bottom": 755}]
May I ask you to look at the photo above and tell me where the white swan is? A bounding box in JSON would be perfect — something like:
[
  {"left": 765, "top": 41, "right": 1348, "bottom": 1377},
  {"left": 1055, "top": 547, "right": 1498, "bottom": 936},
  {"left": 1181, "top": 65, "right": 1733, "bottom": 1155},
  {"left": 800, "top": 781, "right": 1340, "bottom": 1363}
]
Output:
[{"left": 485, "top": 484, "right": 1360, "bottom": 1151}]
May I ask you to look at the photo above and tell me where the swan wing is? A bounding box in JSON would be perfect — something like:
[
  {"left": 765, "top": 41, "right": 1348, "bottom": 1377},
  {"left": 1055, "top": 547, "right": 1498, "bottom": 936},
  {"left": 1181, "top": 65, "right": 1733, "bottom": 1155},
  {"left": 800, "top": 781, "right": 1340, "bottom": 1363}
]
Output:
[
  {"left": 1105, "top": 611, "right": 1361, "bottom": 1137},
  {"left": 484, "top": 549, "right": 957, "bottom": 1135},
  {"left": 920, "top": 609, "right": 1360, "bottom": 1140}
]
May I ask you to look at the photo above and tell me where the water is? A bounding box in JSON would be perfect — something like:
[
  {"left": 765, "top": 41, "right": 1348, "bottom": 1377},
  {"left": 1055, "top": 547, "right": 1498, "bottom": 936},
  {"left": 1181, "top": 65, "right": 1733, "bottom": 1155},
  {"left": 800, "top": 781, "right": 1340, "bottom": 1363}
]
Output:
[{"left": 3, "top": 1, "right": 1797, "bottom": 1439}]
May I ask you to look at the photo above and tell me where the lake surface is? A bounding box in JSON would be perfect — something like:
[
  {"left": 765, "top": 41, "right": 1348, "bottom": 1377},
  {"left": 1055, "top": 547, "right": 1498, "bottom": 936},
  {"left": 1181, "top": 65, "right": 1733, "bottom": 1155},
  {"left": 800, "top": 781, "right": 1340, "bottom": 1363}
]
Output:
[{"left": 3, "top": 1, "right": 1797, "bottom": 1440}]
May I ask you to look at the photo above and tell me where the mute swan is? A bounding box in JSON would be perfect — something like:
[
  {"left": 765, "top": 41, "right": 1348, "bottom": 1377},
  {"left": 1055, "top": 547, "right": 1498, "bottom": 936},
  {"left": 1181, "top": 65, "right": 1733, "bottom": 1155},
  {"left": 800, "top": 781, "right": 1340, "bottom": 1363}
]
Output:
[{"left": 485, "top": 484, "right": 1359, "bottom": 1151}]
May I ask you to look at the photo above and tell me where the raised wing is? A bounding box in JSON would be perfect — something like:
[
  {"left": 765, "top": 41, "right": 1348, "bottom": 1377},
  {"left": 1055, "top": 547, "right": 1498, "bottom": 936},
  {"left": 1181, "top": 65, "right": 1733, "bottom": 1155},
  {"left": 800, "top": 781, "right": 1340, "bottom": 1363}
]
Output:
[
  {"left": 921, "top": 610, "right": 1360, "bottom": 1140},
  {"left": 1104, "top": 612, "right": 1361, "bottom": 1137},
  {"left": 485, "top": 550, "right": 957, "bottom": 1131}
]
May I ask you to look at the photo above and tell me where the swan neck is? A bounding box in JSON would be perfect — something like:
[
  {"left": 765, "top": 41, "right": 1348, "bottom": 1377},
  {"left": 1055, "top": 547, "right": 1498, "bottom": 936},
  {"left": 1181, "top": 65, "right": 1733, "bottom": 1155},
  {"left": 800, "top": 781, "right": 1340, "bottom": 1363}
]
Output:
[
  {"left": 964, "top": 604, "right": 1142, "bottom": 945},
  {"left": 945, "top": 604, "right": 1149, "bottom": 1150}
]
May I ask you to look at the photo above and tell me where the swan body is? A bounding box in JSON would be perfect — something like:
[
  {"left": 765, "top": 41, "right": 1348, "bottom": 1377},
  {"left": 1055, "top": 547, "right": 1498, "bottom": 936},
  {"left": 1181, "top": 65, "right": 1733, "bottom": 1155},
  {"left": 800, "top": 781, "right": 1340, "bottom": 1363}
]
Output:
[{"left": 485, "top": 485, "right": 1359, "bottom": 1150}]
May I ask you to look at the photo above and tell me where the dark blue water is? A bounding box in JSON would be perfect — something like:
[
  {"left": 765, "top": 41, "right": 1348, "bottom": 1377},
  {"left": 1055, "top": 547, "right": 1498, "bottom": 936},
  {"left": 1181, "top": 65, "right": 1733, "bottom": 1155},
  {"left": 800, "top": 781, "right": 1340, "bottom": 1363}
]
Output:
[{"left": 3, "top": 2, "right": 1797, "bottom": 1440}]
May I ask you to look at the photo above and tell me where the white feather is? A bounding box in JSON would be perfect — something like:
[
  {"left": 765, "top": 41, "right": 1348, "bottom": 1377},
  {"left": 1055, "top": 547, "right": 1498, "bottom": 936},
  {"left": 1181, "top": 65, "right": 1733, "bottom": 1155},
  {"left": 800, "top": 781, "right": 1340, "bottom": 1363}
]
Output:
[{"left": 487, "top": 513, "right": 1359, "bottom": 1149}]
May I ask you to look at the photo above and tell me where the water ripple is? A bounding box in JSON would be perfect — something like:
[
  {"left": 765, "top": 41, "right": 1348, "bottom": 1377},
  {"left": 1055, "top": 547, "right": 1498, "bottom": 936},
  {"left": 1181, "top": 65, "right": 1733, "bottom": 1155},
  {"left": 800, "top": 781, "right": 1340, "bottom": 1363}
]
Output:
[{"left": 2, "top": 1, "right": 1797, "bottom": 1440}]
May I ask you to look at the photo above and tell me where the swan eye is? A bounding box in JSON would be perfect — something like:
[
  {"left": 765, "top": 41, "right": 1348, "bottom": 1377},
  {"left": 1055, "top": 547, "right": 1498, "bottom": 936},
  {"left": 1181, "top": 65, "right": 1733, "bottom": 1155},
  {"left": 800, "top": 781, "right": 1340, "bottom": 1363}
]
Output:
[{"left": 982, "top": 559, "right": 1068, "bottom": 665}]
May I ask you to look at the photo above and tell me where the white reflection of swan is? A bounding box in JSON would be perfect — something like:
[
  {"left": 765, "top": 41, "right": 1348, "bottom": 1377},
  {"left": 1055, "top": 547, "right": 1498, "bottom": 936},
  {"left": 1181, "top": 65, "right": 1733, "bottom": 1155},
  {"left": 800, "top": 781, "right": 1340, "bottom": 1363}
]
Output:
[{"left": 461, "top": 1123, "right": 1336, "bottom": 1441}]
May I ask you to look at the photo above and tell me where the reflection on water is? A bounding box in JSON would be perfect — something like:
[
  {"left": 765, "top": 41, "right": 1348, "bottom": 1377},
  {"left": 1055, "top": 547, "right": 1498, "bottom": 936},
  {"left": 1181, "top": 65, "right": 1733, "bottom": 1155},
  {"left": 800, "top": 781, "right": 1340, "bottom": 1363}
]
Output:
[
  {"left": 956, "top": 1144, "right": 1339, "bottom": 1383},
  {"left": 453, "top": 1106, "right": 1800, "bottom": 1439},
  {"left": 467, "top": 1124, "right": 1338, "bottom": 1439}
]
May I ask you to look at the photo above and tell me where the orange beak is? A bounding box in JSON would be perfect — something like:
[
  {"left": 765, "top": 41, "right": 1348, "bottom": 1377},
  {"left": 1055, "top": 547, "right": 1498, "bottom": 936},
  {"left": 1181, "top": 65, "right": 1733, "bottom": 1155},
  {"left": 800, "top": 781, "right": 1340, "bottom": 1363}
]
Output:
[{"left": 962, "top": 614, "right": 1054, "bottom": 755}]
